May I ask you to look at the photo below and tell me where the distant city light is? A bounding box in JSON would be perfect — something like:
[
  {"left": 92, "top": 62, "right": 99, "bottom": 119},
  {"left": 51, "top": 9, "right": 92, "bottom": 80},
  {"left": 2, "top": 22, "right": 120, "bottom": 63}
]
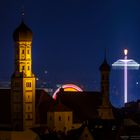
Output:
[
  {"left": 44, "top": 70, "right": 47, "bottom": 74},
  {"left": 112, "top": 49, "right": 140, "bottom": 104}
]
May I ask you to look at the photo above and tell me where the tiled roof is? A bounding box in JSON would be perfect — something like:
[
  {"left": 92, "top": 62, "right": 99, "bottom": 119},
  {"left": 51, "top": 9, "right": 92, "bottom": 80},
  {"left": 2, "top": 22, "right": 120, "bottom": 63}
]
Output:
[
  {"left": 48, "top": 99, "right": 72, "bottom": 112},
  {"left": 57, "top": 91, "right": 101, "bottom": 121}
]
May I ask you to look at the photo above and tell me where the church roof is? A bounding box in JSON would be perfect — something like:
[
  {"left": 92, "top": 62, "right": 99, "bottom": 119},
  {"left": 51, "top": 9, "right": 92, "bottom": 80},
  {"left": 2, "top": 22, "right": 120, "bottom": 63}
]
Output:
[
  {"left": 57, "top": 91, "right": 102, "bottom": 121},
  {"left": 48, "top": 99, "right": 72, "bottom": 112},
  {"left": 69, "top": 119, "right": 119, "bottom": 140},
  {"left": 13, "top": 21, "right": 32, "bottom": 41}
]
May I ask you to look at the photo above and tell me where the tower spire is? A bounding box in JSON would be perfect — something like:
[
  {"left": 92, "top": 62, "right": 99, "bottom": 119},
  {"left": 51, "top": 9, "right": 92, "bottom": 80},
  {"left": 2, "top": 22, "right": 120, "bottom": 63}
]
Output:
[
  {"left": 104, "top": 48, "right": 106, "bottom": 60},
  {"left": 104, "top": 48, "right": 108, "bottom": 62},
  {"left": 98, "top": 50, "right": 114, "bottom": 119},
  {"left": 21, "top": 5, "right": 25, "bottom": 21}
]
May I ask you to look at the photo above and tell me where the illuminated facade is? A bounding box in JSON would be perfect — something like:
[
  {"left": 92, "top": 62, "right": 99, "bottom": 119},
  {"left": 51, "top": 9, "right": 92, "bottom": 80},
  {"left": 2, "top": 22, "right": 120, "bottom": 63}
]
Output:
[
  {"left": 47, "top": 111, "right": 73, "bottom": 132},
  {"left": 47, "top": 101, "right": 81, "bottom": 132},
  {"left": 11, "top": 21, "right": 36, "bottom": 130}
]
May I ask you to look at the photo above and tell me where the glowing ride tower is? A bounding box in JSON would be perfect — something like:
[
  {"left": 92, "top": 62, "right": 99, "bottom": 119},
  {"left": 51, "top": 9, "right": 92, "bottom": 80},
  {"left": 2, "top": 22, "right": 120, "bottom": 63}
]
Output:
[{"left": 112, "top": 49, "right": 140, "bottom": 104}]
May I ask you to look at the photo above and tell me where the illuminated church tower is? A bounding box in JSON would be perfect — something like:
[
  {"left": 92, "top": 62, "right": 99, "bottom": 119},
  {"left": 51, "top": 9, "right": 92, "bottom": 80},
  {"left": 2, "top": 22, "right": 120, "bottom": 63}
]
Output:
[
  {"left": 11, "top": 21, "right": 36, "bottom": 130},
  {"left": 98, "top": 57, "right": 114, "bottom": 119}
]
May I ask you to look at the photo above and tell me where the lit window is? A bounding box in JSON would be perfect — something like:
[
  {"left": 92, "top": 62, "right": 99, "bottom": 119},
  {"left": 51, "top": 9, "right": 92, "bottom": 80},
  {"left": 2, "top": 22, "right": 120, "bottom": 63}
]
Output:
[
  {"left": 99, "top": 125, "right": 103, "bottom": 128},
  {"left": 95, "top": 125, "right": 98, "bottom": 128},
  {"left": 112, "top": 125, "right": 116, "bottom": 130}
]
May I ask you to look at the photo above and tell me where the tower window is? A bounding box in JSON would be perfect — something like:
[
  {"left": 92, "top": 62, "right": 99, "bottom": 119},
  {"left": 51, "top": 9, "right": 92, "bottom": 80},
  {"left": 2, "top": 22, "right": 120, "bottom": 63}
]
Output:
[
  {"left": 28, "top": 114, "right": 30, "bottom": 119},
  {"left": 22, "top": 66, "right": 24, "bottom": 70},
  {"left": 27, "top": 50, "right": 30, "bottom": 54},
  {"left": 68, "top": 116, "right": 70, "bottom": 121},
  {"left": 28, "top": 66, "right": 30, "bottom": 70},
  {"left": 22, "top": 50, "right": 24, "bottom": 54},
  {"left": 28, "top": 106, "right": 30, "bottom": 110},
  {"left": 26, "top": 82, "right": 31, "bottom": 87},
  {"left": 26, "top": 114, "right": 32, "bottom": 120},
  {"left": 59, "top": 116, "right": 61, "bottom": 121}
]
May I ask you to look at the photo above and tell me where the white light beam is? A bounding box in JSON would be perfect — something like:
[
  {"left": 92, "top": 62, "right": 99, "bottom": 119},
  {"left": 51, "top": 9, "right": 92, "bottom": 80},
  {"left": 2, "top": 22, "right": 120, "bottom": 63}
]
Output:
[{"left": 112, "top": 49, "right": 140, "bottom": 105}]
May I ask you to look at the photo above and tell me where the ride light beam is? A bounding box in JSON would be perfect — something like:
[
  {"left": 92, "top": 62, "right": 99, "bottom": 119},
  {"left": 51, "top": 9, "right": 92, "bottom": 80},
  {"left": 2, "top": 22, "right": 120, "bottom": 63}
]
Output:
[{"left": 112, "top": 49, "right": 140, "bottom": 104}]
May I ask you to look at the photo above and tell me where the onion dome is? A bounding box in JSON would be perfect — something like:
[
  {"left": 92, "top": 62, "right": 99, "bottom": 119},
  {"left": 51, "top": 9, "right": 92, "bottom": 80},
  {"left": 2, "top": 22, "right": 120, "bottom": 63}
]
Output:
[
  {"left": 99, "top": 58, "right": 110, "bottom": 71},
  {"left": 13, "top": 21, "right": 32, "bottom": 41}
]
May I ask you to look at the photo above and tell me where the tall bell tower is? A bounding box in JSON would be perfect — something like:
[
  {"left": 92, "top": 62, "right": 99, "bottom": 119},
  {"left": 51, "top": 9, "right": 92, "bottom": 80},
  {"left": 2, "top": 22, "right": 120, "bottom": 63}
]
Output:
[
  {"left": 98, "top": 56, "right": 114, "bottom": 119},
  {"left": 11, "top": 21, "right": 36, "bottom": 130}
]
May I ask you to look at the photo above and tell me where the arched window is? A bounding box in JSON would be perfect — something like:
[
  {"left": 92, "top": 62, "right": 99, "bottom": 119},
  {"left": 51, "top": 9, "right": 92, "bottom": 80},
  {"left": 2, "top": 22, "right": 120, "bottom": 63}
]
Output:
[
  {"left": 22, "top": 50, "right": 24, "bottom": 54},
  {"left": 28, "top": 66, "right": 30, "bottom": 70},
  {"left": 27, "top": 50, "right": 30, "bottom": 54}
]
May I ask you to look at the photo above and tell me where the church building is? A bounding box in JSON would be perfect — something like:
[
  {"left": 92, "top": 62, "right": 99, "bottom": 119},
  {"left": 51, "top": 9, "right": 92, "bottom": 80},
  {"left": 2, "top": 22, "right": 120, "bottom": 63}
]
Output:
[{"left": 0, "top": 19, "right": 116, "bottom": 139}]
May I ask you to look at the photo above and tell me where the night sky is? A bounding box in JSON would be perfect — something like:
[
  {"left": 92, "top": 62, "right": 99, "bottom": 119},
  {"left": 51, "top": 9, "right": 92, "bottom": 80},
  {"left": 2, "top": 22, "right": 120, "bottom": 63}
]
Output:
[{"left": 0, "top": 0, "right": 140, "bottom": 107}]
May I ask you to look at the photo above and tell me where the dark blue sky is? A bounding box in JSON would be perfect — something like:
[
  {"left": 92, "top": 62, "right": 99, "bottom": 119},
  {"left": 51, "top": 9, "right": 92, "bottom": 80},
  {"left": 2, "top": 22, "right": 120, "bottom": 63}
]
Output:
[{"left": 0, "top": 0, "right": 140, "bottom": 107}]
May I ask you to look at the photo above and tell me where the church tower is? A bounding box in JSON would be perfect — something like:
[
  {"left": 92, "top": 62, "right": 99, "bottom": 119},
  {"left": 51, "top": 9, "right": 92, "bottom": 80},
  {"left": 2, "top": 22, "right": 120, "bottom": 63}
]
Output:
[
  {"left": 11, "top": 21, "right": 36, "bottom": 130},
  {"left": 98, "top": 56, "right": 114, "bottom": 119}
]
